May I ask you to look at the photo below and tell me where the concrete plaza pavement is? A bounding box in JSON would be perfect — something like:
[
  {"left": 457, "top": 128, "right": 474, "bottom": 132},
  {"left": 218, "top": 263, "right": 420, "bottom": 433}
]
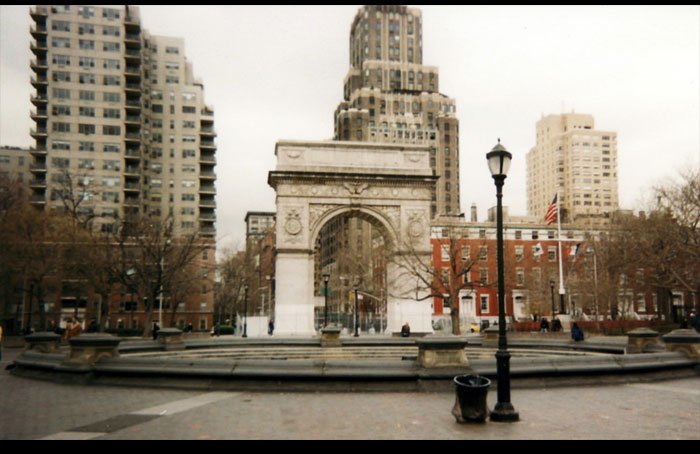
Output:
[{"left": 1, "top": 345, "right": 699, "bottom": 440}]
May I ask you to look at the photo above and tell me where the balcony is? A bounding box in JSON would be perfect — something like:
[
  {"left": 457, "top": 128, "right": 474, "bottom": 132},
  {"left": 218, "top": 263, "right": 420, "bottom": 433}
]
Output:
[
  {"left": 30, "top": 163, "right": 47, "bottom": 173},
  {"left": 199, "top": 199, "right": 216, "bottom": 208},
  {"left": 29, "top": 146, "right": 47, "bottom": 156},
  {"left": 30, "top": 109, "right": 48, "bottom": 121},
  {"left": 199, "top": 184, "right": 216, "bottom": 194},
  {"left": 30, "top": 40, "right": 48, "bottom": 55},
  {"left": 199, "top": 171, "right": 216, "bottom": 180},
  {"left": 124, "top": 198, "right": 140, "bottom": 207},
  {"left": 124, "top": 33, "right": 141, "bottom": 43},
  {"left": 30, "top": 194, "right": 46, "bottom": 205},
  {"left": 199, "top": 226, "right": 216, "bottom": 237},
  {"left": 30, "top": 127, "right": 47, "bottom": 138},
  {"left": 124, "top": 166, "right": 141, "bottom": 176},
  {"left": 30, "top": 59, "right": 48, "bottom": 71},
  {"left": 29, "top": 178, "right": 47, "bottom": 188},
  {"left": 125, "top": 65, "right": 141, "bottom": 76},
  {"left": 30, "top": 24, "right": 47, "bottom": 38},
  {"left": 124, "top": 182, "right": 141, "bottom": 192},
  {"left": 125, "top": 49, "right": 141, "bottom": 60},
  {"left": 200, "top": 126, "right": 217, "bottom": 137},
  {"left": 199, "top": 213, "right": 216, "bottom": 222},
  {"left": 200, "top": 140, "right": 216, "bottom": 150},
  {"left": 124, "top": 14, "right": 141, "bottom": 28},
  {"left": 125, "top": 133, "right": 141, "bottom": 142},
  {"left": 125, "top": 148, "right": 141, "bottom": 158},
  {"left": 125, "top": 100, "right": 141, "bottom": 110},
  {"left": 30, "top": 6, "right": 48, "bottom": 20},
  {"left": 199, "top": 155, "right": 216, "bottom": 165},
  {"left": 30, "top": 94, "right": 48, "bottom": 105},
  {"left": 125, "top": 115, "right": 141, "bottom": 125},
  {"left": 125, "top": 83, "right": 141, "bottom": 93},
  {"left": 30, "top": 76, "right": 48, "bottom": 88}
]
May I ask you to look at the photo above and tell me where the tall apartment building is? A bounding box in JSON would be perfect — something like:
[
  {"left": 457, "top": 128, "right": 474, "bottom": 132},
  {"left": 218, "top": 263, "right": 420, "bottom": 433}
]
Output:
[
  {"left": 334, "top": 5, "right": 460, "bottom": 218},
  {"left": 29, "top": 5, "right": 216, "bottom": 238},
  {"left": 526, "top": 113, "right": 618, "bottom": 225}
]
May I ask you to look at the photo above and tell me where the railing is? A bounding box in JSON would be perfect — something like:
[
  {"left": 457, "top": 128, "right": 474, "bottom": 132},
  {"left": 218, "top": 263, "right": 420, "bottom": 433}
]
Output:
[
  {"left": 30, "top": 25, "right": 47, "bottom": 35},
  {"left": 30, "top": 6, "right": 48, "bottom": 16}
]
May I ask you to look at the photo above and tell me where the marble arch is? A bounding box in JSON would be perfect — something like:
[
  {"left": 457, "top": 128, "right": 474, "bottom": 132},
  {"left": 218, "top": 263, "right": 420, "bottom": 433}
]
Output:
[{"left": 268, "top": 140, "right": 437, "bottom": 336}]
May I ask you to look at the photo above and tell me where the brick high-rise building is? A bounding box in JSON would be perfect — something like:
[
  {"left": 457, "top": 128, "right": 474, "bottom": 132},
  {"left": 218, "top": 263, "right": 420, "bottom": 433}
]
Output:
[
  {"left": 526, "top": 113, "right": 619, "bottom": 225},
  {"left": 334, "top": 5, "right": 460, "bottom": 218},
  {"left": 29, "top": 5, "right": 216, "bottom": 238}
]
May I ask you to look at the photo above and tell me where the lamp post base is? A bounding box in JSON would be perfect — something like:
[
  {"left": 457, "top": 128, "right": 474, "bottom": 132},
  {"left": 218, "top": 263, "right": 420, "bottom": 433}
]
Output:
[{"left": 490, "top": 402, "right": 519, "bottom": 422}]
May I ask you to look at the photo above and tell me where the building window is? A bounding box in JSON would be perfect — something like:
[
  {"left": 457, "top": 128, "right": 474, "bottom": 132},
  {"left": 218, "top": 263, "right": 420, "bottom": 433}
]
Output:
[
  {"left": 52, "top": 122, "right": 71, "bottom": 133},
  {"left": 79, "top": 90, "right": 95, "bottom": 101},
  {"left": 479, "top": 246, "right": 488, "bottom": 261},
  {"left": 479, "top": 268, "right": 488, "bottom": 286},
  {"left": 103, "top": 42, "right": 120, "bottom": 52},
  {"left": 103, "top": 25, "right": 120, "bottom": 36},
  {"left": 480, "top": 295, "right": 489, "bottom": 313},
  {"left": 78, "top": 39, "right": 95, "bottom": 50},
  {"left": 79, "top": 106, "right": 95, "bottom": 117},
  {"left": 515, "top": 245, "right": 524, "bottom": 262},
  {"left": 52, "top": 88, "right": 71, "bottom": 99},
  {"left": 103, "top": 143, "right": 120, "bottom": 153},
  {"left": 103, "top": 108, "right": 120, "bottom": 119},
  {"left": 103, "top": 75, "right": 120, "bottom": 86},
  {"left": 102, "top": 125, "right": 120, "bottom": 136},
  {"left": 516, "top": 268, "right": 525, "bottom": 286},
  {"left": 547, "top": 246, "right": 557, "bottom": 262},
  {"left": 79, "top": 56, "right": 95, "bottom": 68}
]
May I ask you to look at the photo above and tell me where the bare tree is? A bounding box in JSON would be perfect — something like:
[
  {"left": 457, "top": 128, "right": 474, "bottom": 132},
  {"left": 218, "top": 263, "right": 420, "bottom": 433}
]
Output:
[
  {"left": 390, "top": 226, "right": 476, "bottom": 335},
  {"left": 216, "top": 247, "right": 248, "bottom": 326},
  {"left": 118, "top": 215, "right": 209, "bottom": 334}
]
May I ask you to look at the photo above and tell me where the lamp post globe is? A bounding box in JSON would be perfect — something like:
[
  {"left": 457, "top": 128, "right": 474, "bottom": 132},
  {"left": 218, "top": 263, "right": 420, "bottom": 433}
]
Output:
[{"left": 486, "top": 140, "right": 519, "bottom": 422}]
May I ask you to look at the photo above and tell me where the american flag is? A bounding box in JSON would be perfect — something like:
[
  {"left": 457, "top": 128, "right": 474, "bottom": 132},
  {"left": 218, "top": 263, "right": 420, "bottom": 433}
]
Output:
[{"left": 544, "top": 194, "right": 557, "bottom": 225}]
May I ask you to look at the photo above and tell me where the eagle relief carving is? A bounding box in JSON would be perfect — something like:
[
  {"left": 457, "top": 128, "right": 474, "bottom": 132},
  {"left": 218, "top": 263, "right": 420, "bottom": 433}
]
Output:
[{"left": 343, "top": 182, "right": 369, "bottom": 195}]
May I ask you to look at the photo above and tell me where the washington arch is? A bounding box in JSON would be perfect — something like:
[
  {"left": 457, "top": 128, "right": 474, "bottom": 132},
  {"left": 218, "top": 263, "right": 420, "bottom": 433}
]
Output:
[{"left": 268, "top": 140, "right": 437, "bottom": 336}]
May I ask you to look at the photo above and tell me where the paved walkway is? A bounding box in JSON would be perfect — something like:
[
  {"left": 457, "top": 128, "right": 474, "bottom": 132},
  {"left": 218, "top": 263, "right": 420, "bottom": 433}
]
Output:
[{"left": 1, "top": 346, "right": 699, "bottom": 440}]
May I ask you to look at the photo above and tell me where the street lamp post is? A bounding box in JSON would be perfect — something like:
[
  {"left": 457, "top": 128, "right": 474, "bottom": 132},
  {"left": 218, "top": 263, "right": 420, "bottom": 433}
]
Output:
[
  {"left": 486, "top": 140, "right": 519, "bottom": 422},
  {"left": 353, "top": 277, "right": 360, "bottom": 337},
  {"left": 242, "top": 284, "right": 248, "bottom": 338},
  {"left": 550, "top": 279, "right": 556, "bottom": 321},
  {"left": 323, "top": 273, "right": 330, "bottom": 327}
]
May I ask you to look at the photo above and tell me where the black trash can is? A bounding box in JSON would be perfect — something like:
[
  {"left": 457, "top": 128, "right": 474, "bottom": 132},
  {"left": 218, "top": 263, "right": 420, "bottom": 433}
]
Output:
[{"left": 451, "top": 374, "right": 491, "bottom": 423}]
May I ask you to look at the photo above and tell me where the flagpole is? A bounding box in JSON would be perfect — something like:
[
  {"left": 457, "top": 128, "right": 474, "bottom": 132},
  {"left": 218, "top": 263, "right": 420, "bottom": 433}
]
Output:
[{"left": 556, "top": 190, "right": 565, "bottom": 314}]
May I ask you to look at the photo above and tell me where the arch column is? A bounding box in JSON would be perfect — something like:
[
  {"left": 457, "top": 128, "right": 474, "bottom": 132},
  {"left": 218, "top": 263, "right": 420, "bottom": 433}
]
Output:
[{"left": 274, "top": 249, "right": 316, "bottom": 336}]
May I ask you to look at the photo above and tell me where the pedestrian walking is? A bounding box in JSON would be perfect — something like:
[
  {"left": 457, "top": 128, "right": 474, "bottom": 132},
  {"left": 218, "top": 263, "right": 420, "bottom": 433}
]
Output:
[
  {"left": 540, "top": 318, "right": 549, "bottom": 333},
  {"left": 571, "top": 322, "right": 584, "bottom": 342},
  {"left": 268, "top": 319, "right": 275, "bottom": 336},
  {"left": 152, "top": 322, "right": 160, "bottom": 341}
]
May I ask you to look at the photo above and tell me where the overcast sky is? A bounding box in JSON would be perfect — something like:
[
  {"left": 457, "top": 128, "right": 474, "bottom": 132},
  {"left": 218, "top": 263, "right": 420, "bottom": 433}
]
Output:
[{"left": 1, "top": 5, "right": 699, "bottom": 252}]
